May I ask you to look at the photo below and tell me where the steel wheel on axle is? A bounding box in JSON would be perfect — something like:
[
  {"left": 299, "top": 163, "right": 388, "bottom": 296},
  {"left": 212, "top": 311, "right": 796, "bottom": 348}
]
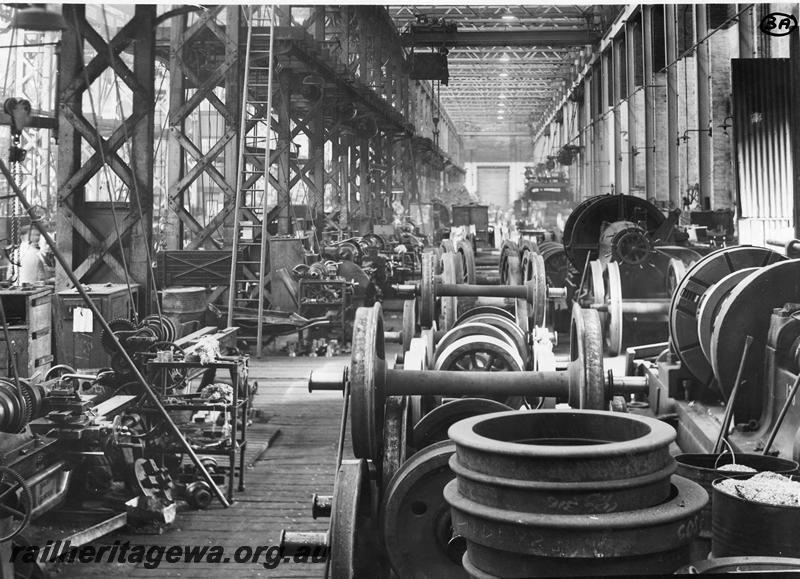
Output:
[
  {"left": 350, "top": 304, "right": 386, "bottom": 460},
  {"left": 499, "top": 241, "right": 519, "bottom": 285},
  {"left": 382, "top": 441, "right": 468, "bottom": 579},
  {"left": 434, "top": 334, "right": 525, "bottom": 407},
  {"left": 439, "top": 253, "right": 459, "bottom": 332},
  {"left": 419, "top": 251, "right": 436, "bottom": 328},
  {"left": 569, "top": 303, "right": 606, "bottom": 409},
  {"left": 504, "top": 254, "right": 529, "bottom": 334},
  {"left": 330, "top": 459, "right": 375, "bottom": 579},
  {"left": 457, "top": 240, "right": 476, "bottom": 285},
  {"left": 405, "top": 338, "right": 441, "bottom": 429},
  {"left": 381, "top": 395, "right": 411, "bottom": 498},
  {"left": 521, "top": 250, "right": 547, "bottom": 327}
]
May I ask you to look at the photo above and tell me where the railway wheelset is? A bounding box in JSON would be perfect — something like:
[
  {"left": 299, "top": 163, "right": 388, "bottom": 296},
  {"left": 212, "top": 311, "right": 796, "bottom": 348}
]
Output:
[
  {"left": 395, "top": 250, "right": 566, "bottom": 336},
  {"left": 279, "top": 302, "right": 663, "bottom": 578}
]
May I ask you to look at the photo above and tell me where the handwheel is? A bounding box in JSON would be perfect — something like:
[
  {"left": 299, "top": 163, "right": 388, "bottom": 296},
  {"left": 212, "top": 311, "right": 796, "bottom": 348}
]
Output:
[{"left": 0, "top": 466, "right": 32, "bottom": 542}]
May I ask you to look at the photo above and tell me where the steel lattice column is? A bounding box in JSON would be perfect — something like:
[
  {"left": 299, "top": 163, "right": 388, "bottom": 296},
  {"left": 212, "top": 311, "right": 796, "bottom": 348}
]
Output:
[
  {"left": 56, "top": 5, "right": 155, "bottom": 295},
  {"left": 164, "top": 6, "right": 241, "bottom": 250}
]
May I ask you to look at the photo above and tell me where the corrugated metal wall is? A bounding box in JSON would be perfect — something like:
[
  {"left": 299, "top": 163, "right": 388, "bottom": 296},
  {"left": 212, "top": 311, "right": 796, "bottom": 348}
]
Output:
[{"left": 732, "top": 58, "right": 794, "bottom": 246}]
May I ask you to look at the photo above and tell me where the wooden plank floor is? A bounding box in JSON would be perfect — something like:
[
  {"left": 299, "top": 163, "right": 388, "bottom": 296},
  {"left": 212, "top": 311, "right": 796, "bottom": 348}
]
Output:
[{"left": 48, "top": 355, "right": 351, "bottom": 578}]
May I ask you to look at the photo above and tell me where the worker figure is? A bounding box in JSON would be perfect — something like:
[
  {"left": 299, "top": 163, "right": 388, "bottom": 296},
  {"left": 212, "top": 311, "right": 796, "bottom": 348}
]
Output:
[{"left": 10, "top": 225, "right": 53, "bottom": 285}]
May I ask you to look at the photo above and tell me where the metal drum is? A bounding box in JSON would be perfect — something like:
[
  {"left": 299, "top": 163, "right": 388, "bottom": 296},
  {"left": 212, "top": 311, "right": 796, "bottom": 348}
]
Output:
[
  {"left": 712, "top": 473, "right": 800, "bottom": 558},
  {"left": 675, "top": 453, "right": 798, "bottom": 560},
  {"left": 446, "top": 410, "right": 707, "bottom": 577}
]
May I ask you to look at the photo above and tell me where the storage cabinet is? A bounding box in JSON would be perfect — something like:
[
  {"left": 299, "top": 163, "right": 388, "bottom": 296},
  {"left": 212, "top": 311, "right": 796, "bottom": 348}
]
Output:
[
  {"left": 56, "top": 283, "right": 140, "bottom": 370},
  {"left": 0, "top": 286, "right": 53, "bottom": 379}
]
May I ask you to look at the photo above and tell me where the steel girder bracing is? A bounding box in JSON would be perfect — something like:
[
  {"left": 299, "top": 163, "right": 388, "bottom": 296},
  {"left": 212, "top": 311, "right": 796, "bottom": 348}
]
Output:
[
  {"left": 165, "top": 5, "right": 240, "bottom": 250},
  {"left": 56, "top": 5, "right": 155, "bottom": 295}
]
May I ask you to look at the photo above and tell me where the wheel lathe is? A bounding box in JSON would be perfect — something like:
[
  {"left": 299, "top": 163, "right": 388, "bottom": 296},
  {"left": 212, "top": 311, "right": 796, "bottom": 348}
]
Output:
[
  {"left": 566, "top": 194, "right": 702, "bottom": 355},
  {"left": 308, "top": 302, "right": 647, "bottom": 463}
]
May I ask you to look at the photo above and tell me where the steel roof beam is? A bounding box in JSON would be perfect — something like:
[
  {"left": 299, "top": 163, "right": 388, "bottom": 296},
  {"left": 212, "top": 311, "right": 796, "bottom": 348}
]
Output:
[{"left": 401, "top": 28, "right": 599, "bottom": 47}]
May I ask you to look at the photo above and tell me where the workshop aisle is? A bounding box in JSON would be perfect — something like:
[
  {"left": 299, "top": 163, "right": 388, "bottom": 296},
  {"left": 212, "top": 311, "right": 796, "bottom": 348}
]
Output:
[{"left": 53, "top": 355, "right": 347, "bottom": 578}]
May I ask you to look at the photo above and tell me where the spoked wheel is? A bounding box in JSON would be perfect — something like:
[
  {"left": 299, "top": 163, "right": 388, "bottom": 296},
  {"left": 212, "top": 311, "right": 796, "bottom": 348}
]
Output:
[
  {"left": 450, "top": 313, "right": 528, "bottom": 369},
  {"left": 382, "top": 441, "right": 469, "bottom": 579},
  {"left": 433, "top": 334, "right": 525, "bottom": 407},
  {"left": 0, "top": 466, "right": 32, "bottom": 542}
]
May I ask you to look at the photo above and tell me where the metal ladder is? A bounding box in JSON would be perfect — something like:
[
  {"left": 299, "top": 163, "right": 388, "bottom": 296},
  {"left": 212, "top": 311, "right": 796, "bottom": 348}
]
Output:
[{"left": 227, "top": 5, "right": 276, "bottom": 356}]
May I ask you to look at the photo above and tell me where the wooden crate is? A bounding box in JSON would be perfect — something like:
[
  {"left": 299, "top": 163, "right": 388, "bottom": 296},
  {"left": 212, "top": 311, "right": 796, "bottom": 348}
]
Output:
[
  {"left": 55, "top": 284, "right": 139, "bottom": 370},
  {"left": 0, "top": 286, "right": 53, "bottom": 379}
]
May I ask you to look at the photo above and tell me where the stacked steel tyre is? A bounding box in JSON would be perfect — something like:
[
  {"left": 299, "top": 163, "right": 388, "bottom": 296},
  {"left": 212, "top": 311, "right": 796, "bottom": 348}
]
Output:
[{"left": 445, "top": 410, "right": 708, "bottom": 577}]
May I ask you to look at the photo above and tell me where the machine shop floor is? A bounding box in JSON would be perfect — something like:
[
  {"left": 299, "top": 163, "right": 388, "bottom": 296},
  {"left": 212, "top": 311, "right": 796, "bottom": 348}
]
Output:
[
  {"left": 42, "top": 353, "right": 347, "bottom": 579},
  {"left": 36, "top": 308, "right": 630, "bottom": 578}
]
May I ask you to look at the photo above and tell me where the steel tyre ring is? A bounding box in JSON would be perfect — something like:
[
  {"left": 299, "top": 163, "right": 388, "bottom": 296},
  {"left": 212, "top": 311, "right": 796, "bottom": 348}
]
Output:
[
  {"left": 435, "top": 323, "right": 521, "bottom": 367},
  {"left": 350, "top": 304, "right": 385, "bottom": 460},
  {"left": 412, "top": 399, "right": 514, "bottom": 451},
  {"left": 447, "top": 410, "right": 677, "bottom": 515},
  {"left": 445, "top": 474, "right": 705, "bottom": 577},
  {"left": 456, "top": 306, "right": 515, "bottom": 325},
  {"left": 382, "top": 441, "right": 468, "bottom": 579},
  {"left": 669, "top": 246, "right": 785, "bottom": 387}
]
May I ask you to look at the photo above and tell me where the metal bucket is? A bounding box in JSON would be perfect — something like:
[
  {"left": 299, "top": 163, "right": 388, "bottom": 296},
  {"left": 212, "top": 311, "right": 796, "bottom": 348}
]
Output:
[
  {"left": 712, "top": 473, "right": 800, "bottom": 558},
  {"left": 675, "top": 453, "right": 798, "bottom": 560},
  {"left": 446, "top": 410, "right": 707, "bottom": 577},
  {"left": 160, "top": 286, "right": 208, "bottom": 338}
]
